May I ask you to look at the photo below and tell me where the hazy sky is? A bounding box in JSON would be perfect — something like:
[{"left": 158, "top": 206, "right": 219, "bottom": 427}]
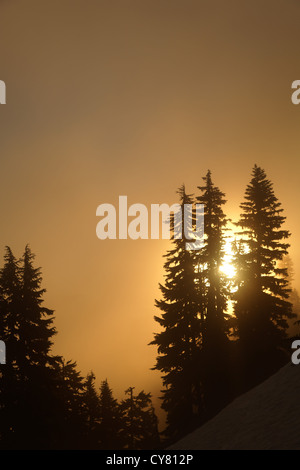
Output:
[{"left": 1, "top": 0, "right": 300, "bottom": 421}]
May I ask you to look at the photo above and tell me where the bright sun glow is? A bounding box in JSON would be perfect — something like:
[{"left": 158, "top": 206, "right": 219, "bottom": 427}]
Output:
[{"left": 220, "top": 238, "right": 236, "bottom": 279}]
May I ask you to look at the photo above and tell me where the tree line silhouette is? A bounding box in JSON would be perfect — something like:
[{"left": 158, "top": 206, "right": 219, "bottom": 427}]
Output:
[
  {"left": 0, "top": 164, "right": 297, "bottom": 449},
  {"left": 0, "top": 246, "right": 159, "bottom": 449},
  {"left": 151, "top": 164, "right": 297, "bottom": 445}
]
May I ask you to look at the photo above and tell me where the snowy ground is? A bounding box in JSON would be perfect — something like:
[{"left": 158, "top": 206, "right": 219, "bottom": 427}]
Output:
[{"left": 170, "top": 363, "right": 300, "bottom": 450}]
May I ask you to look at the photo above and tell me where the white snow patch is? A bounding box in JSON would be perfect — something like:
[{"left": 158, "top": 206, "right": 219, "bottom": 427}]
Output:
[{"left": 169, "top": 364, "right": 300, "bottom": 450}]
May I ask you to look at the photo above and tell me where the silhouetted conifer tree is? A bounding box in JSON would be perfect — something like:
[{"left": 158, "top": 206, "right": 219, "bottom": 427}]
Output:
[
  {"left": 82, "top": 372, "right": 100, "bottom": 446},
  {"left": 233, "top": 165, "right": 293, "bottom": 385},
  {"left": 0, "top": 247, "right": 23, "bottom": 448},
  {"left": 0, "top": 246, "right": 88, "bottom": 449},
  {"left": 120, "top": 388, "right": 160, "bottom": 450},
  {"left": 196, "top": 170, "right": 232, "bottom": 414},
  {"left": 196, "top": 170, "right": 230, "bottom": 346},
  {"left": 98, "top": 379, "right": 123, "bottom": 449},
  {"left": 0, "top": 246, "right": 61, "bottom": 448},
  {"left": 54, "top": 358, "right": 86, "bottom": 448},
  {"left": 150, "top": 185, "right": 204, "bottom": 442},
  {"left": 19, "top": 245, "right": 56, "bottom": 370}
]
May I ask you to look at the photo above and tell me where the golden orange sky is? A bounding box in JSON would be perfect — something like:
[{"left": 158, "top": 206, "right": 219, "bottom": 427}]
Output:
[{"left": 1, "top": 0, "right": 300, "bottom": 422}]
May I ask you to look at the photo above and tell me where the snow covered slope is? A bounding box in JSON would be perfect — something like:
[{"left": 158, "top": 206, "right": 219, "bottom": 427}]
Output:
[{"left": 170, "top": 363, "right": 300, "bottom": 450}]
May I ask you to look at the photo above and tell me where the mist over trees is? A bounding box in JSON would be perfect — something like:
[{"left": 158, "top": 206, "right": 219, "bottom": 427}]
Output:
[{"left": 0, "top": 164, "right": 298, "bottom": 449}]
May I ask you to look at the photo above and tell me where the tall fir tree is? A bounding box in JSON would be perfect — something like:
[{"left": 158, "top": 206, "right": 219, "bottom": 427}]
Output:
[
  {"left": 120, "top": 388, "right": 160, "bottom": 450},
  {"left": 0, "top": 245, "right": 106, "bottom": 449},
  {"left": 0, "top": 247, "right": 22, "bottom": 366},
  {"left": 196, "top": 170, "right": 232, "bottom": 414},
  {"left": 0, "top": 245, "right": 60, "bottom": 448},
  {"left": 18, "top": 245, "right": 56, "bottom": 370},
  {"left": 82, "top": 371, "right": 100, "bottom": 447},
  {"left": 150, "top": 185, "right": 204, "bottom": 443},
  {"left": 0, "top": 247, "right": 23, "bottom": 448},
  {"left": 196, "top": 170, "right": 230, "bottom": 347},
  {"left": 0, "top": 246, "right": 89, "bottom": 449},
  {"left": 98, "top": 379, "right": 123, "bottom": 449},
  {"left": 233, "top": 165, "right": 293, "bottom": 385}
]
